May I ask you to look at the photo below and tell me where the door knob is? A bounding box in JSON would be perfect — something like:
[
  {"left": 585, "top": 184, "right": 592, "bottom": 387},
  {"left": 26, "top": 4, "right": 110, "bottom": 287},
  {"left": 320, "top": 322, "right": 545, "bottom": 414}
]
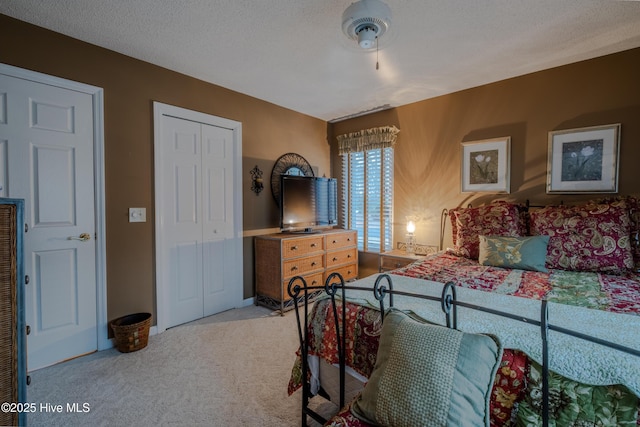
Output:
[{"left": 68, "top": 233, "right": 91, "bottom": 242}]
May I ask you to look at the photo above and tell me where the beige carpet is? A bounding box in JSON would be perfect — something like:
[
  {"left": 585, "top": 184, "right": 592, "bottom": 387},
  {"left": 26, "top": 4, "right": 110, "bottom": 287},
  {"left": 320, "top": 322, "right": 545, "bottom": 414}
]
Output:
[{"left": 26, "top": 304, "right": 333, "bottom": 426}]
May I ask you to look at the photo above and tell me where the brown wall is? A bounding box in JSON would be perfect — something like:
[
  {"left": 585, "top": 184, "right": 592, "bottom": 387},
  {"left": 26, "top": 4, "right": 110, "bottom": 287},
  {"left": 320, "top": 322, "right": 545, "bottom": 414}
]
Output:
[
  {"left": 4, "top": 14, "right": 640, "bottom": 325},
  {"left": 330, "top": 48, "right": 640, "bottom": 261},
  {"left": 0, "top": 15, "right": 331, "bottom": 323}
]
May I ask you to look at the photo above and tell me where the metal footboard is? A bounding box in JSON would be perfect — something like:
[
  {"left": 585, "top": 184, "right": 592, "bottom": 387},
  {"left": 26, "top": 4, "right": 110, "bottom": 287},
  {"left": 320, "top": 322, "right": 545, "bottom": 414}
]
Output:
[{"left": 288, "top": 272, "right": 640, "bottom": 427}]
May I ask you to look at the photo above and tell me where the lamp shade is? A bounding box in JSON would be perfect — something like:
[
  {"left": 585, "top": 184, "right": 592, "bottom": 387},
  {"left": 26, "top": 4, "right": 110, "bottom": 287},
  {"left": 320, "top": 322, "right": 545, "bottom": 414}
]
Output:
[{"left": 406, "top": 220, "right": 416, "bottom": 234}]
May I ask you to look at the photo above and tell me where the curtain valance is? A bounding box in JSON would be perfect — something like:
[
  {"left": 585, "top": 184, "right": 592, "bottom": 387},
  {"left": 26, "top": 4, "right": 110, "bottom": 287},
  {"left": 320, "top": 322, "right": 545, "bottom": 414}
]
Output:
[{"left": 337, "top": 125, "right": 400, "bottom": 155}]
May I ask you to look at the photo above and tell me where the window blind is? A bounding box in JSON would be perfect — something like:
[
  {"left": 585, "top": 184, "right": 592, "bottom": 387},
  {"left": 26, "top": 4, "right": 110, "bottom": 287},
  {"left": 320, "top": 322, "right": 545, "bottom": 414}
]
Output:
[
  {"left": 338, "top": 126, "right": 398, "bottom": 252},
  {"left": 341, "top": 147, "right": 394, "bottom": 252}
]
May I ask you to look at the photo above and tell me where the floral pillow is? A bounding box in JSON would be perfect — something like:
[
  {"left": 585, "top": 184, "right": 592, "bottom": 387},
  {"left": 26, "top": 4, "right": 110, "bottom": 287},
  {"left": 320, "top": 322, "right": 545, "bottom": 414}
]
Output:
[
  {"left": 597, "top": 195, "right": 640, "bottom": 272},
  {"left": 449, "top": 202, "right": 527, "bottom": 260},
  {"left": 626, "top": 196, "right": 640, "bottom": 271},
  {"left": 529, "top": 200, "right": 634, "bottom": 274}
]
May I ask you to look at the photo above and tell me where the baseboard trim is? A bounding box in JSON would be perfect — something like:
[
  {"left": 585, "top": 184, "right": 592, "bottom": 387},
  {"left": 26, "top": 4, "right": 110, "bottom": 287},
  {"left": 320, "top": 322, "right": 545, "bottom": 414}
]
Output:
[{"left": 106, "top": 303, "right": 251, "bottom": 350}]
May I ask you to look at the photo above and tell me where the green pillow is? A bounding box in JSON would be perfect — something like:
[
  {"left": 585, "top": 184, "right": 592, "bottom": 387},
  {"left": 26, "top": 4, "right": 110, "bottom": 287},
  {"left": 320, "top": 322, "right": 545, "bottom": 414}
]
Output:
[
  {"left": 350, "top": 310, "right": 502, "bottom": 427},
  {"left": 478, "top": 235, "right": 550, "bottom": 272}
]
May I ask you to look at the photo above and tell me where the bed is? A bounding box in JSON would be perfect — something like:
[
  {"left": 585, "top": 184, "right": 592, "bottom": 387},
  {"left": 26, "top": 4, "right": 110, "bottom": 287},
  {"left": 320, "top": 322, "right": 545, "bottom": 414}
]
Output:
[{"left": 287, "top": 196, "right": 640, "bottom": 426}]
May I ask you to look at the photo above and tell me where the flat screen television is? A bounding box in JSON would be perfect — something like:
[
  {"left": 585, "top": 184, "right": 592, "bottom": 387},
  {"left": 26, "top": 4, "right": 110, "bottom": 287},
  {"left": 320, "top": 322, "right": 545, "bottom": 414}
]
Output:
[{"left": 279, "top": 175, "right": 338, "bottom": 232}]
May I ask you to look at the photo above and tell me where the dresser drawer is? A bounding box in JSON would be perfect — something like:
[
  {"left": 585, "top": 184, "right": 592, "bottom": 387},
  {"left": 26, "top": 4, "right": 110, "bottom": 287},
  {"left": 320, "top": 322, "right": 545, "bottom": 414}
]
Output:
[
  {"left": 326, "top": 247, "right": 357, "bottom": 268},
  {"left": 282, "top": 272, "right": 324, "bottom": 300},
  {"left": 326, "top": 263, "right": 358, "bottom": 282},
  {"left": 283, "top": 253, "right": 324, "bottom": 279},
  {"left": 255, "top": 229, "right": 358, "bottom": 314},
  {"left": 282, "top": 236, "right": 324, "bottom": 258},
  {"left": 326, "top": 231, "right": 357, "bottom": 251}
]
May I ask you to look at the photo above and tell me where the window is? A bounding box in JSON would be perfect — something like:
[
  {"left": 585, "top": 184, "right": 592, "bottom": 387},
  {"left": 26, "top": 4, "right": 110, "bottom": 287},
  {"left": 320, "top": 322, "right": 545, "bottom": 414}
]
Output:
[{"left": 341, "top": 146, "right": 394, "bottom": 252}]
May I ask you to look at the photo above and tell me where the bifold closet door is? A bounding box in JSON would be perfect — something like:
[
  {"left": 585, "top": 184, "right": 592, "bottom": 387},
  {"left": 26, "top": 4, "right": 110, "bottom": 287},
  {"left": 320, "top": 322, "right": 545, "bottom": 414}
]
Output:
[{"left": 160, "top": 115, "right": 236, "bottom": 327}]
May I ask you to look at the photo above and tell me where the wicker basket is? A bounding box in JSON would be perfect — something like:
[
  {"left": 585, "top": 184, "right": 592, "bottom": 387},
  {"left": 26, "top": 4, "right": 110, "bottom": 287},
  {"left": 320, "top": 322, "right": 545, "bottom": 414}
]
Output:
[{"left": 110, "top": 312, "right": 151, "bottom": 353}]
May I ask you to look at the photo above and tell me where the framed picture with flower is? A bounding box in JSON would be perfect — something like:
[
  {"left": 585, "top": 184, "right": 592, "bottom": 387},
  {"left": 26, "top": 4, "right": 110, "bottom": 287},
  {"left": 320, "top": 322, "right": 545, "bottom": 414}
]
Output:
[
  {"left": 546, "top": 123, "right": 621, "bottom": 194},
  {"left": 461, "top": 137, "right": 511, "bottom": 193}
]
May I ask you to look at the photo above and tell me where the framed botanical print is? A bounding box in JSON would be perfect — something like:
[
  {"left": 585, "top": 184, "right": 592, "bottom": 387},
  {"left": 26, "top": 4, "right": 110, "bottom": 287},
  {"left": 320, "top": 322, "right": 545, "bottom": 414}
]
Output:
[
  {"left": 546, "top": 124, "right": 620, "bottom": 194},
  {"left": 461, "top": 137, "right": 511, "bottom": 193}
]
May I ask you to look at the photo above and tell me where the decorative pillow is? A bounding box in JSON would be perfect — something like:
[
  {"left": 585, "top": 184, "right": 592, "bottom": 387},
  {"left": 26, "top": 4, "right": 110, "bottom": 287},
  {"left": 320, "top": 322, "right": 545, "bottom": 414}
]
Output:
[
  {"left": 529, "top": 200, "right": 634, "bottom": 274},
  {"left": 350, "top": 310, "right": 502, "bottom": 427},
  {"left": 597, "top": 195, "right": 640, "bottom": 272},
  {"left": 625, "top": 196, "right": 640, "bottom": 272},
  {"left": 449, "top": 202, "right": 527, "bottom": 260},
  {"left": 478, "top": 235, "right": 550, "bottom": 272}
]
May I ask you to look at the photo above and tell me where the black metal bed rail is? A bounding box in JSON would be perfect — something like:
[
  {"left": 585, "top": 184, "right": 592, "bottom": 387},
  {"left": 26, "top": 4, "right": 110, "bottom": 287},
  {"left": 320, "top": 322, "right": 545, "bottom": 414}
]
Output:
[
  {"left": 287, "top": 272, "right": 640, "bottom": 427},
  {"left": 287, "top": 272, "right": 457, "bottom": 426}
]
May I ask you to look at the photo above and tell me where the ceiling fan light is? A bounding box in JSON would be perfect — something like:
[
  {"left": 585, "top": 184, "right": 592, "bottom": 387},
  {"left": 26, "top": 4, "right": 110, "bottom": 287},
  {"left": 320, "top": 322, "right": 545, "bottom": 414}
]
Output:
[
  {"left": 357, "top": 26, "right": 377, "bottom": 49},
  {"left": 342, "top": 0, "right": 392, "bottom": 49}
]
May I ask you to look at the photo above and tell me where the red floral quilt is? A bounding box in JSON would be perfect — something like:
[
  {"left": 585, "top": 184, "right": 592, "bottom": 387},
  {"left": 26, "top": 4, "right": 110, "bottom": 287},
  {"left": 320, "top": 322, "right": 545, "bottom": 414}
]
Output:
[{"left": 392, "top": 252, "right": 640, "bottom": 315}]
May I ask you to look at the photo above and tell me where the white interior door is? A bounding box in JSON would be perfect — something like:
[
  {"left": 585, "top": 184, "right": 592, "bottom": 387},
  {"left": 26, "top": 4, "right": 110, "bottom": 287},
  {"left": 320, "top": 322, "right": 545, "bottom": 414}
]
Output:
[
  {"left": 0, "top": 71, "right": 99, "bottom": 370},
  {"left": 157, "top": 106, "right": 242, "bottom": 329}
]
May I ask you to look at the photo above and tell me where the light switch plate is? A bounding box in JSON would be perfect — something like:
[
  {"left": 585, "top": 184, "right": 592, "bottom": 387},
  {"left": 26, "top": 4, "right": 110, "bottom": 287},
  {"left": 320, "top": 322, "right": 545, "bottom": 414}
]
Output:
[{"left": 129, "top": 207, "right": 146, "bottom": 223}]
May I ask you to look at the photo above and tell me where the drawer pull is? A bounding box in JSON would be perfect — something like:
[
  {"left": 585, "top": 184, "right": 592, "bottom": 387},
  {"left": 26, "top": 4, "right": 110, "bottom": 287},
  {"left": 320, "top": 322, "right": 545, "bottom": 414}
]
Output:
[
  {"left": 333, "top": 257, "right": 338, "bottom": 262},
  {"left": 311, "top": 243, "right": 317, "bottom": 247},
  {"left": 332, "top": 240, "right": 337, "bottom": 244},
  {"left": 311, "top": 262, "right": 317, "bottom": 266},
  {"left": 347, "top": 254, "right": 352, "bottom": 258},
  {"left": 311, "top": 280, "right": 318, "bottom": 285},
  {"left": 291, "top": 245, "right": 298, "bottom": 251},
  {"left": 291, "top": 266, "right": 298, "bottom": 271}
]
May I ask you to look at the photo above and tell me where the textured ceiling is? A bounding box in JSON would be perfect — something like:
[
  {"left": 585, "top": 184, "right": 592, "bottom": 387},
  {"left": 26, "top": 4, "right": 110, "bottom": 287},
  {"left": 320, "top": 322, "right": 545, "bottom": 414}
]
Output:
[{"left": 2, "top": 0, "right": 640, "bottom": 121}]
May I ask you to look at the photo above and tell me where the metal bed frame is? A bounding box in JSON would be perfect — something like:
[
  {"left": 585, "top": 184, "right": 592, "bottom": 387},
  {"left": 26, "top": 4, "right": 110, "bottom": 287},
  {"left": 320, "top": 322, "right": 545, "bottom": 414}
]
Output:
[{"left": 288, "top": 272, "right": 640, "bottom": 427}]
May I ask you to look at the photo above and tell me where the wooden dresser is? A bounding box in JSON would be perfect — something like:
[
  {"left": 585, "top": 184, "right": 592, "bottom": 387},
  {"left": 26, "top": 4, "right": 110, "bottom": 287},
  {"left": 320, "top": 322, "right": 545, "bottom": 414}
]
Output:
[{"left": 254, "top": 229, "right": 358, "bottom": 314}]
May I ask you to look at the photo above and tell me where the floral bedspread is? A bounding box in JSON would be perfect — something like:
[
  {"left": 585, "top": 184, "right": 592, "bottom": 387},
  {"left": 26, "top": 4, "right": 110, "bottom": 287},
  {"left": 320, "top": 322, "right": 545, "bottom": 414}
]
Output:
[{"left": 392, "top": 252, "right": 640, "bottom": 315}]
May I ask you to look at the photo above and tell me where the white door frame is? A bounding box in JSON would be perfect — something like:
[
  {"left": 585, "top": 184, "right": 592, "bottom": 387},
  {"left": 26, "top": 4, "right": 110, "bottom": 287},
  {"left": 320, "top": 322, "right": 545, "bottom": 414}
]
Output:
[
  {"left": 153, "top": 101, "right": 243, "bottom": 333},
  {"left": 0, "top": 63, "right": 110, "bottom": 351}
]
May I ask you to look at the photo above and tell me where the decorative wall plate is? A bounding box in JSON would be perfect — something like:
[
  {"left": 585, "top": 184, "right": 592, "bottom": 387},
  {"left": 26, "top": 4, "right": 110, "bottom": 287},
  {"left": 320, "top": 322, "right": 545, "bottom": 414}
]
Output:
[{"left": 270, "top": 152, "right": 314, "bottom": 204}]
